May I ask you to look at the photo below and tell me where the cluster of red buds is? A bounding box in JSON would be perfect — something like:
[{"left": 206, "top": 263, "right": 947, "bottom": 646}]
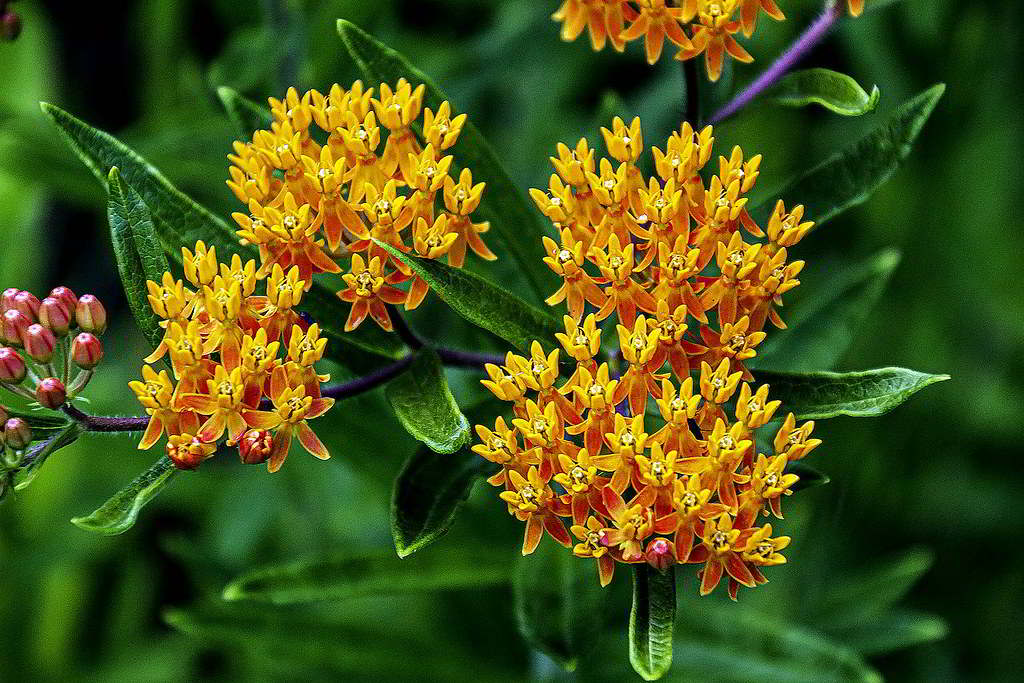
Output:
[
  {"left": 0, "top": 286, "right": 107, "bottom": 411},
  {"left": 0, "top": 1, "right": 20, "bottom": 42},
  {"left": 1, "top": 402, "right": 32, "bottom": 492}
]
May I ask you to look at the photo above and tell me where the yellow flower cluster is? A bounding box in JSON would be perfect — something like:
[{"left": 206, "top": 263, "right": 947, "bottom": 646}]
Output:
[
  {"left": 131, "top": 242, "right": 334, "bottom": 472},
  {"left": 473, "top": 117, "right": 821, "bottom": 598},
  {"left": 227, "top": 80, "right": 495, "bottom": 333}
]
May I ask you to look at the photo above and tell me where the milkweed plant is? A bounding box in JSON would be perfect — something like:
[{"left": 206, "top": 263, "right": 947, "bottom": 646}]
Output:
[{"left": 0, "top": 2, "right": 948, "bottom": 679}]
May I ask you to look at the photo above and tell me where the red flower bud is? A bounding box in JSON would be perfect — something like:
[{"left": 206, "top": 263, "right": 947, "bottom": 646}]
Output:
[
  {"left": 1, "top": 288, "right": 19, "bottom": 312},
  {"left": 39, "top": 297, "right": 72, "bottom": 336},
  {"left": 238, "top": 429, "right": 274, "bottom": 464},
  {"left": 1, "top": 10, "right": 21, "bottom": 42},
  {"left": 645, "top": 538, "right": 676, "bottom": 571},
  {"left": 1, "top": 309, "right": 31, "bottom": 347},
  {"left": 35, "top": 377, "right": 67, "bottom": 409},
  {"left": 49, "top": 286, "right": 78, "bottom": 316},
  {"left": 70, "top": 332, "right": 104, "bottom": 369},
  {"left": 22, "top": 323, "right": 57, "bottom": 363},
  {"left": 3, "top": 417, "right": 32, "bottom": 449},
  {"left": 12, "top": 291, "right": 40, "bottom": 319},
  {"left": 0, "top": 347, "right": 26, "bottom": 383},
  {"left": 75, "top": 295, "right": 107, "bottom": 334}
]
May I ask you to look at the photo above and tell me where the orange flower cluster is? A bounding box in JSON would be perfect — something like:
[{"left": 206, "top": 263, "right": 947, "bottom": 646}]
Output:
[
  {"left": 227, "top": 80, "right": 494, "bottom": 333},
  {"left": 473, "top": 117, "right": 822, "bottom": 598},
  {"left": 132, "top": 241, "right": 334, "bottom": 472},
  {"left": 552, "top": 0, "right": 787, "bottom": 80}
]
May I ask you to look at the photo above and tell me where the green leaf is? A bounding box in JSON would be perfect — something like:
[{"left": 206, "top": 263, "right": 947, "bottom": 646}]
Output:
[
  {"left": 828, "top": 609, "right": 948, "bottom": 656},
  {"left": 221, "top": 547, "right": 510, "bottom": 604},
  {"left": 773, "top": 68, "right": 880, "bottom": 116},
  {"left": 390, "top": 399, "right": 503, "bottom": 558},
  {"left": 40, "top": 101, "right": 405, "bottom": 367},
  {"left": 2, "top": 407, "right": 73, "bottom": 440},
  {"left": 385, "top": 347, "right": 469, "bottom": 454},
  {"left": 71, "top": 456, "right": 177, "bottom": 535},
  {"left": 337, "top": 19, "right": 554, "bottom": 304},
  {"left": 107, "top": 167, "right": 171, "bottom": 349},
  {"left": 14, "top": 422, "right": 83, "bottom": 491},
  {"left": 755, "top": 367, "right": 949, "bottom": 419},
  {"left": 375, "top": 240, "right": 559, "bottom": 351},
  {"left": 756, "top": 84, "right": 944, "bottom": 227},
  {"left": 630, "top": 565, "right": 676, "bottom": 681},
  {"left": 216, "top": 86, "right": 272, "bottom": 139},
  {"left": 514, "top": 536, "right": 605, "bottom": 671},
  {"left": 785, "top": 461, "right": 830, "bottom": 492},
  {"left": 751, "top": 249, "right": 900, "bottom": 371},
  {"left": 812, "top": 547, "right": 934, "bottom": 629}
]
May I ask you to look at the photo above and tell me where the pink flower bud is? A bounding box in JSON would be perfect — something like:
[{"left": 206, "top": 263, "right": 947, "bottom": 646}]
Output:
[
  {"left": 645, "top": 538, "right": 676, "bottom": 571},
  {"left": 1, "top": 309, "right": 31, "bottom": 347},
  {"left": 1, "top": 288, "right": 19, "bottom": 312},
  {"left": 71, "top": 332, "right": 104, "bottom": 369},
  {"left": 3, "top": 418, "right": 32, "bottom": 449},
  {"left": 49, "top": 286, "right": 78, "bottom": 317},
  {"left": 39, "top": 297, "right": 72, "bottom": 336},
  {"left": 0, "top": 347, "right": 27, "bottom": 383},
  {"left": 35, "top": 377, "right": 67, "bottom": 409},
  {"left": 12, "top": 291, "right": 40, "bottom": 319},
  {"left": 1, "top": 10, "right": 21, "bottom": 42},
  {"left": 75, "top": 295, "right": 107, "bottom": 334},
  {"left": 23, "top": 324, "right": 57, "bottom": 363},
  {"left": 238, "top": 429, "right": 274, "bottom": 464}
]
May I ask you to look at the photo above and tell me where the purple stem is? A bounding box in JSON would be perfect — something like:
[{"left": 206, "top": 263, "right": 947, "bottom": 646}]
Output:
[
  {"left": 61, "top": 404, "right": 151, "bottom": 432},
  {"left": 708, "top": 1, "right": 843, "bottom": 125}
]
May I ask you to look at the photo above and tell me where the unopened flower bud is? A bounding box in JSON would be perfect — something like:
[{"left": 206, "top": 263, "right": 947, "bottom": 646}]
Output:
[
  {"left": 1, "top": 309, "right": 31, "bottom": 346},
  {"left": 238, "top": 429, "right": 274, "bottom": 464},
  {"left": 3, "top": 417, "right": 32, "bottom": 450},
  {"left": 70, "top": 332, "right": 104, "bottom": 369},
  {"left": 166, "top": 433, "right": 216, "bottom": 470},
  {"left": 645, "top": 538, "right": 676, "bottom": 571},
  {"left": 1, "top": 288, "right": 19, "bottom": 312},
  {"left": 1, "top": 10, "right": 21, "bottom": 42},
  {"left": 75, "top": 295, "right": 107, "bottom": 334},
  {"left": 12, "top": 291, "right": 40, "bottom": 319},
  {"left": 0, "top": 347, "right": 26, "bottom": 383},
  {"left": 35, "top": 377, "right": 67, "bottom": 409},
  {"left": 39, "top": 297, "right": 72, "bottom": 335},
  {"left": 22, "top": 324, "right": 57, "bottom": 363},
  {"left": 49, "top": 286, "right": 78, "bottom": 317}
]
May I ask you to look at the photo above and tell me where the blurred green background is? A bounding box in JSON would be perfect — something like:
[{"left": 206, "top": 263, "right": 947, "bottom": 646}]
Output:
[{"left": 1, "top": 0, "right": 1020, "bottom": 680}]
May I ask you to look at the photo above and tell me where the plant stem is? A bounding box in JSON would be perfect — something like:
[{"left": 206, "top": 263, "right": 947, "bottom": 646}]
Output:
[
  {"left": 708, "top": 0, "right": 843, "bottom": 125},
  {"left": 61, "top": 403, "right": 150, "bottom": 432}
]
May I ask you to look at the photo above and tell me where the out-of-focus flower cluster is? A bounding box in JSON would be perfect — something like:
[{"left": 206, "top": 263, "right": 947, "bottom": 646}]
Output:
[
  {"left": 227, "top": 79, "right": 495, "bottom": 333},
  {"left": 472, "top": 117, "right": 822, "bottom": 598},
  {"left": 133, "top": 242, "right": 334, "bottom": 472},
  {"left": 552, "top": 1, "right": 864, "bottom": 81}
]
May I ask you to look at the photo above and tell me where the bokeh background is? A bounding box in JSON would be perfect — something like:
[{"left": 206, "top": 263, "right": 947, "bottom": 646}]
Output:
[{"left": 1, "top": 0, "right": 1021, "bottom": 680}]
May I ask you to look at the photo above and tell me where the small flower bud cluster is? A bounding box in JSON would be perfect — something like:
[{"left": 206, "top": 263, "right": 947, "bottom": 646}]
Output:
[
  {"left": 0, "top": 286, "right": 106, "bottom": 411},
  {"left": 473, "top": 118, "right": 821, "bottom": 599},
  {"left": 228, "top": 80, "right": 496, "bottom": 333},
  {"left": 2, "top": 404, "right": 33, "bottom": 496},
  {"left": 133, "top": 242, "right": 334, "bottom": 472}
]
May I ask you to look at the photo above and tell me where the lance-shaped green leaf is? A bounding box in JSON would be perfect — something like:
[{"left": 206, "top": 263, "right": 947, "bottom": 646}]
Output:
[
  {"left": 222, "top": 547, "right": 510, "bottom": 604},
  {"left": 216, "top": 86, "right": 272, "bottom": 138},
  {"left": 337, "top": 19, "right": 553, "bottom": 304},
  {"left": 751, "top": 249, "right": 900, "bottom": 372},
  {"left": 41, "top": 102, "right": 404, "bottom": 367},
  {"left": 2, "top": 407, "right": 73, "bottom": 440},
  {"left": 773, "top": 68, "right": 880, "bottom": 116},
  {"left": 829, "top": 609, "right": 948, "bottom": 656},
  {"left": 385, "top": 347, "right": 469, "bottom": 454},
  {"left": 754, "top": 84, "right": 944, "bottom": 227},
  {"left": 755, "top": 367, "right": 949, "bottom": 419},
  {"left": 514, "top": 536, "right": 605, "bottom": 671},
  {"left": 785, "top": 461, "right": 830, "bottom": 492},
  {"left": 375, "top": 241, "right": 559, "bottom": 351},
  {"left": 107, "top": 167, "right": 171, "bottom": 349},
  {"left": 391, "top": 399, "right": 503, "bottom": 557},
  {"left": 14, "top": 421, "right": 83, "bottom": 491},
  {"left": 630, "top": 565, "right": 676, "bottom": 681},
  {"left": 71, "top": 456, "right": 177, "bottom": 535}
]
